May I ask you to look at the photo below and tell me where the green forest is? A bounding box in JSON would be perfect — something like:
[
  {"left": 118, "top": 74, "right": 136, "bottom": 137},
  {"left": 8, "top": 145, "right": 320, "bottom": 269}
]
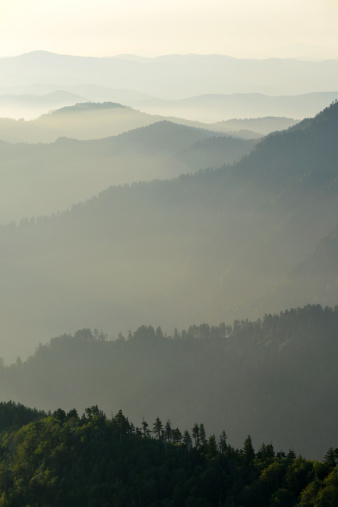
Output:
[
  {"left": 1, "top": 51, "right": 338, "bottom": 506},
  {"left": 1, "top": 304, "right": 338, "bottom": 460},
  {"left": 0, "top": 401, "right": 337, "bottom": 506}
]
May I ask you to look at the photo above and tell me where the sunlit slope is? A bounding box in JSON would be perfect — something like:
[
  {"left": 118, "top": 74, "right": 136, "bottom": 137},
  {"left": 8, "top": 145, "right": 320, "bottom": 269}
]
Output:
[
  {"left": 1, "top": 102, "right": 338, "bottom": 361},
  {"left": 0, "top": 120, "right": 256, "bottom": 223}
]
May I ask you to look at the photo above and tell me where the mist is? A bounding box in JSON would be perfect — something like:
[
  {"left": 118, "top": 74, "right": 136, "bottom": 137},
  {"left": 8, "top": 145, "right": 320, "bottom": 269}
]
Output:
[
  {"left": 0, "top": 51, "right": 338, "bottom": 472},
  {"left": 1, "top": 101, "right": 338, "bottom": 365},
  {"left": 1, "top": 0, "right": 338, "bottom": 501}
]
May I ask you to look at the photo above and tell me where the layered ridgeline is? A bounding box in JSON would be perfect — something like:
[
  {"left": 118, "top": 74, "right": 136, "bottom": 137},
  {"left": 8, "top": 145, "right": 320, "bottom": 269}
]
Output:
[
  {"left": 1, "top": 89, "right": 331, "bottom": 124},
  {"left": 134, "top": 91, "right": 338, "bottom": 123},
  {"left": 1, "top": 52, "right": 337, "bottom": 121},
  {"left": 0, "top": 101, "right": 296, "bottom": 144},
  {"left": 0, "top": 402, "right": 337, "bottom": 506},
  {"left": 0, "top": 115, "right": 257, "bottom": 223},
  {"left": 1, "top": 52, "right": 338, "bottom": 98},
  {"left": 0, "top": 102, "right": 172, "bottom": 143},
  {"left": 1, "top": 305, "right": 338, "bottom": 459},
  {"left": 1, "top": 102, "right": 338, "bottom": 360}
]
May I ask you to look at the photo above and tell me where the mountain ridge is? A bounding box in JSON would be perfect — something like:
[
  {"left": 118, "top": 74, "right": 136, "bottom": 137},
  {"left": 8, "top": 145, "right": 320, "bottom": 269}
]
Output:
[
  {"left": 0, "top": 102, "right": 337, "bottom": 361},
  {"left": 1, "top": 52, "right": 337, "bottom": 97},
  {"left": 1, "top": 304, "right": 337, "bottom": 458},
  {"left": 0, "top": 119, "right": 254, "bottom": 223}
]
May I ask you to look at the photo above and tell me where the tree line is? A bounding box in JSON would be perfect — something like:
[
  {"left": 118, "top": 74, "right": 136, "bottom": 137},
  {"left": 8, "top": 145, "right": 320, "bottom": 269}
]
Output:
[{"left": 0, "top": 401, "right": 338, "bottom": 506}]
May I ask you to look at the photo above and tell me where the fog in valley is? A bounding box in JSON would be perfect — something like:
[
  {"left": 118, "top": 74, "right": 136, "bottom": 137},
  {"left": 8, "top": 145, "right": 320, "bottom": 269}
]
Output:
[
  {"left": 1, "top": 53, "right": 338, "bottom": 121},
  {"left": 1, "top": 113, "right": 260, "bottom": 223},
  {"left": 1, "top": 46, "right": 338, "bottom": 465},
  {"left": 1, "top": 2, "right": 338, "bottom": 503}
]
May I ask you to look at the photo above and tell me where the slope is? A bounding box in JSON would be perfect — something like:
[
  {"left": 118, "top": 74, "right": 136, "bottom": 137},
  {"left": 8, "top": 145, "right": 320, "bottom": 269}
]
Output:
[
  {"left": 0, "top": 101, "right": 262, "bottom": 144},
  {"left": 0, "top": 121, "right": 254, "bottom": 223},
  {"left": 1, "top": 306, "right": 337, "bottom": 459},
  {"left": 0, "top": 102, "right": 158, "bottom": 143},
  {"left": 1, "top": 102, "right": 338, "bottom": 361},
  {"left": 263, "top": 223, "right": 338, "bottom": 311}
]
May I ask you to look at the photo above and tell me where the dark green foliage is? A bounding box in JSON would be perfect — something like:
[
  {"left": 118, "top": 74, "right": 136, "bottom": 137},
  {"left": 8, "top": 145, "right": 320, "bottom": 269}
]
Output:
[
  {"left": 0, "top": 401, "right": 46, "bottom": 432},
  {"left": 243, "top": 435, "right": 255, "bottom": 465},
  {"left": 0, "top": 405, "right": 337, "bottom": 506},
  {"left": 1, "top": 305, "right": 338, "bottom": 459}
]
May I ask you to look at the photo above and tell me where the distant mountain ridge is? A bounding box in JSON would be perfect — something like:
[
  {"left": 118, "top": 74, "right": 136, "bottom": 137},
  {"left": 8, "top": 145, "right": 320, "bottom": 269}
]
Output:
[
  {"left": 214, "top": 116, "right": 299, "bottom": 135},
  {"left": 134, "top": 91, "right": 338, "bottom": 122},
  {"left": 1, "top": 51, "right": 337, "bottom": 97},
  {"left": 0, "top": 119, "right": 255, "bottom": 223},
  {"left": 0, "top": 102, "right": 241, "bottom": 143},
  {"left": 1, "top": 51, "right": 337, "bottom": 121},
  {"left": 235, "top": 100, "right": 338, "bottom": 187},
  {"left": 1, "top": 88, "right": 336, "bottom": 123},
  {"left": 0, "top": 101, "right": 292, "bottom": 144},
  {"left": 0, "top": 102, "right": 338, "bottom": 362},
  {"left": 49, "top": 101, "right": 126, "bottom": 114}
]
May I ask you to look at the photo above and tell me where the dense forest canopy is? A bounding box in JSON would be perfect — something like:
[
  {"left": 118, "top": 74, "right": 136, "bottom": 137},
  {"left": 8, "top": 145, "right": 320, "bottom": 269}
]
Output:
[
  {"left": 1, "top": 304, "right": 337, "bottom": 459},
  {"left": 0, "top": 401, "right": 337, "bottom": 506}
]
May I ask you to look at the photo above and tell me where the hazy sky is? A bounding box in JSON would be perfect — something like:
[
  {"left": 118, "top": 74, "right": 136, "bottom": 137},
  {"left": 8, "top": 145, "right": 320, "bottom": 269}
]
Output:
[{"left": 1, "top": 0, "right": 338, "bottom": 59}]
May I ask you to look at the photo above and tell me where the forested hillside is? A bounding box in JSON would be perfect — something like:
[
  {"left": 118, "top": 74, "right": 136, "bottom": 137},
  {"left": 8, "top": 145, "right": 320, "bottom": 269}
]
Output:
[
  {"left": 0, "top": 103, "right": 162, "bottom": 143},
  {"left": 0, "top": 102, "right": 266, "bottom": 144},
  {"left": 0, "top": 402, "right": 337, "bottom": 506},
  {"left": 1, "top": 305, "right": 337, "bottom": 459},
  {"left": 2, "top": 5, "right": 338, "bottom": 506},
  {"left": 0, "top": 401, "right": 46, "bottom": 432},
  {"left": 1, "top": 102, "right": 338, "bottom": 361},
  {"left": 1, "top": 120, "right": 254, "bottom": 223},
  {"left": 266, "top": 223, "right": 338, "bottom": 311}
]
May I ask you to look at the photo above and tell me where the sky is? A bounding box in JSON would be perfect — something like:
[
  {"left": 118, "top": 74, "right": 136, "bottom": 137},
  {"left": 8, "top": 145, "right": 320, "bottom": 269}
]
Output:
[{"left": 1, "top": 0, "right": 338, "bottom": 59}]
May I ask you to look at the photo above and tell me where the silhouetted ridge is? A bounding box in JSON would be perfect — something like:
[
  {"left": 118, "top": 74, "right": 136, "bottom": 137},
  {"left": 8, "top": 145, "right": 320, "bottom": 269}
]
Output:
[
  {"left": 50, "top": 101, "right": 126, "bottom": 114},
  {"left": 290, "top": 99, "right": 338, "bottom": 132},
  {"left": 113, "top": 120, "right": 224, "bottom": 153},
  {"left": 1, "top": 305, "right": 338, "bottom": 459},
  {"left": 1, "top": 102, "right": 338, "bottom": 394},
  {"left": 234, "top": 99, "right": 338, "bottom": 187}
]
